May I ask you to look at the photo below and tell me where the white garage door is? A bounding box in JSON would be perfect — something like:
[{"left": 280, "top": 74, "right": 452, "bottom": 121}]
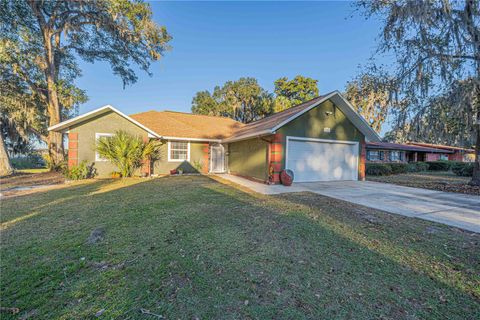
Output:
[{"left": 286, "top": 137, "right": 359, "bottom": 182}]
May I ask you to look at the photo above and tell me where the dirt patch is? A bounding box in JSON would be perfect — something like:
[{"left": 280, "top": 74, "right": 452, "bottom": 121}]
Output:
[{"left": 0, "top": 171, "right": 65, "bottom": 197}]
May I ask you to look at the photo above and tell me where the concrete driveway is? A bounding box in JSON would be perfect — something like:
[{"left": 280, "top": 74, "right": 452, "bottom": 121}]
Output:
[{"left": 218, "top": 174, "right": 480, "bottom": 233}]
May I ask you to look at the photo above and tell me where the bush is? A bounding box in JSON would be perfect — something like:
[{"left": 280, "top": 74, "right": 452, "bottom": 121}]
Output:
[
  {"left": 451, "top": 162, "right": 474, "bottom": 177},
  {"left": 64, "top": 161, "right": 96, "bottom": 180},
  {"left": 366, "top": 163, "right": 392, "bottom": 176},
  {"left": 426, "top": 160, "right": 453, "bottom": 171},
  {"left": 95, "top": 130, "right": 161, "bottom": 177},
  {"left": 407, "top": 162, "right": 429, "bottom": 172},
  {"left": 389, "top": 163, "right": 409, "bottom": 174}
]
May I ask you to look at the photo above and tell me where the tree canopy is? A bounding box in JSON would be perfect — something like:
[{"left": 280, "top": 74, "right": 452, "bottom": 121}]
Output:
[
  {"left": 273, "top": 75, "right": 319, "bottom": 112},
  {"left": 0, "top": 0, "right": 171, "bottom": 169},
  {"left": 192, "top": 75, "right": 320, "bottom": 123},
  {"left": 344, "top": 72, "right": 395, "bottom": 133},
  {"left": 191, "top": 78, "right": 273, "bottom": 123},
  {"left": 356, "top": 0, "right": 480, "bottom": 184}
]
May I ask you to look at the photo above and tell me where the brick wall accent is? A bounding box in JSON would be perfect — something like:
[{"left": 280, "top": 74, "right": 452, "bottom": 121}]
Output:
[
  {"left": 448, "top": 152, "right": 464, "bottom": 162},
  {"left": 269, "top": 133, "right": 284, "bottom": 184},
  {"left": 359, "top": 140, "right": 366, "bottom": 181},
  {"left": 141, "top": 136, "right": 151, "bottom": 176},
  {"left": 202, "top": 143, "right": 210, "bottom": 173},
  {"left": 67, "top": 132, "right": 79, "bottom": 168}
]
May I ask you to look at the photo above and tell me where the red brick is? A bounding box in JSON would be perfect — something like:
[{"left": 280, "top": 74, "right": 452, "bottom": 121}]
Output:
[
  {"left": 272, "top": 133, "right": 283, "bottom": 143},
  {"left": 358, "top": 141, "right": 366, "bottom": 181},
  {"left": 68, "top": 149, "right": 78, "bottom": 159},
  {"left": 271, "top": 152, "right": 283, "bottom": 162},
  {"left": 68, "top": 132, "right": 78, "bottom": 141},
  {"left": 271, "top": 162, "right": 282, "bottom": 172},
  {"left": 68, "top": 158, "right": 78, "bottom": 168},
  {"left": 68, "top": 140, "right": 78, "bottom": 149},
  {"left": 271, "top": 143, "right": 283, "bottom": 153}
]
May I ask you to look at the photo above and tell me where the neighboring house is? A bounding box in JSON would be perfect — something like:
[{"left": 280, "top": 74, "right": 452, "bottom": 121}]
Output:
[
  {"left": 366, "top": 142, "right": 452, "bottom": 163},
  {"left": 49, "top": 91, "right": 380, "bottom": 183},
  {"left": 408, "top": 142, "right": 475, "bottom": 162}
]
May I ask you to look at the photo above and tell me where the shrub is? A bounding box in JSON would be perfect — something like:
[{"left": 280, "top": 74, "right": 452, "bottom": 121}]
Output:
[
  {"left": 42, "top": 153, "right": 66, "bottom": 172},
  {"left": 366, "top": 163, "right": 392, "bottom": 176},
  {"left": 426, "top": 160, "right": 453, "bottom": 171},
  {"left": 451, "top": 162, "right": 474, "bottom": 177},
  {"left": 64, "top": 161, "right": 96, "bottom": 180},
  {"left": 95, "top": 130, "right": 161, "bottom": 177},
  {"left": 407, "top": 162, "right": 429, "bottom": 172},
  {"left": 389, "top": 163, "right": 409, "bottom": 174}
]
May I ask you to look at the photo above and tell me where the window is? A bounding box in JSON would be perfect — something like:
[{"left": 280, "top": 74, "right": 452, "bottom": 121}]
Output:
[
  {"left": 168, "top": 141, "right": 190, "bottom": 162},
  {"left": 390, "top": 151, "right": 402, "bottom": 161},
  {"left": 95, "top": 133, "right": 114, "bottom": 161},
  {"left": 367, "top": 150, "right": 380, "bottom": 161},
  {"left": 440, "top": 154, "right": 448, "bottom": 161}
]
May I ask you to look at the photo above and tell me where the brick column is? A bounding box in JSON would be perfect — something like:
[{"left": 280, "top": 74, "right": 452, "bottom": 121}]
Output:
[
  {"left": 202, "top": 143, "right": 210, "bottom": 173},
  {"left": 141, "top": 136, "right": 151, "bottom": 176},
  {"left": 67, "top": 133, "right": 79, "bottom": 168},
  {"left": 269, "top": 133, "right": 283, "bottom": 184},
  {"left": 359, "top": 140, "right": 366, "bottom": 181}
]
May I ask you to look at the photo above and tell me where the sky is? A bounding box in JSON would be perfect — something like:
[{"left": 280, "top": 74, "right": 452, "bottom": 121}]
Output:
[{"left": 75, "top": 1, "right": 387, "bottom": 130}]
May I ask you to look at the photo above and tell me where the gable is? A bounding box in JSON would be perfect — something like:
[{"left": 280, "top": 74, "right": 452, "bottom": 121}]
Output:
[
  {"left": 70, "top": 110, "right": 149, "bottom": 137},
  {"left": 277, "top": 99, "right": 364, "bottom": 142}
]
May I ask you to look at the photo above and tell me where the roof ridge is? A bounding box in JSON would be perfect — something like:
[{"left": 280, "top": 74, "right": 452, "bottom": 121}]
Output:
[{"left": 162, "top": 110, "right": 242, "bottom": 122}]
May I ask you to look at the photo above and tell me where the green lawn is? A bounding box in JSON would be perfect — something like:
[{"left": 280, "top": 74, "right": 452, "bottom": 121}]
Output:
[
  {"left": 1, "top": 176, "right": 479, "bottom": 319},
  {"left": 367, "top": 171, "right": 479, "bottom": 195}
]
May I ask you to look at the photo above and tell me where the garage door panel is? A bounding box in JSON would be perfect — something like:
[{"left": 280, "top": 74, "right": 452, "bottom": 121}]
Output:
[{"left": 286, "top": 138, "right": 358, "bottom": 182}]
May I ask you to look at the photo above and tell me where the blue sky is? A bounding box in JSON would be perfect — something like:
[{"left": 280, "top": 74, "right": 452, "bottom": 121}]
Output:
[{"left": 76, "top": 1, "right": 386, "bottom": 128}]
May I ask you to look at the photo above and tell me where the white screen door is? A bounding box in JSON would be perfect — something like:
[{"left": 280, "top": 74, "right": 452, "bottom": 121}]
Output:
[{"left": 210, "top": 144, "right": 225, "bottom": 173}]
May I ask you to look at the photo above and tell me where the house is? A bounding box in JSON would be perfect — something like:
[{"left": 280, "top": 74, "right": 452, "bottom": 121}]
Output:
[
  {"left": 48, "top": 91, "right": 381, "bottom": 183},
  {"left": 407, "top": 142, "right": 475, "bottom": 162},
  {"left": 366, "top": 142, "right": 453, "bottom": 163}
]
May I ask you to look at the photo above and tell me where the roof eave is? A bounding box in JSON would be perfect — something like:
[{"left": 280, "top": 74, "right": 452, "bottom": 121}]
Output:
[
  {"left": 221, "top": 130, "right": 273, "bottom": 143},
  {"left": 48, "top": 105, "right": 162, "bottom": 138}
]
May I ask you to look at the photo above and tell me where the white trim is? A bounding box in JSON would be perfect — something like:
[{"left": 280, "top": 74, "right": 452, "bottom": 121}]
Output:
[
  {"left": 167, "top": 140, "right": 190, "bottom": 162},
  {"left": 48, "top": 105, "right": 162, "bottom": 138},
  {"left": 95, "top": 133, "right": 114, "bottom": 161},
  {"left": 162, "top": 136, "right": 221, "bottom": 143},
  {"left": 285, "top": 136, "right": 359, "bottom": 182}
]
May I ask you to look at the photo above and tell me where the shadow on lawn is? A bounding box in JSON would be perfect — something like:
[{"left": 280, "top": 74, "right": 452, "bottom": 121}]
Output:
[{"left": 1, "top": 175, "right": 479, "bottom": 319}]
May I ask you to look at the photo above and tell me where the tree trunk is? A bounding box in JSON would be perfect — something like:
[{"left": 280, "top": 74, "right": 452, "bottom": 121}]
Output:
[
  {"left": 0, "top": 133, "right": 13, "bottom": 177},
  {"left": 470, "top": 112, "right": 480, "bottom": 185},
  {"left": 43, "top": 26, "right": 64, "bottom": 169}
]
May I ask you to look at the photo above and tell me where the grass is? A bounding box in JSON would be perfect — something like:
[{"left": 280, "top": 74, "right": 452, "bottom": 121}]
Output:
[
  {"left": 16, "top": 168, "right": 50, "bottom": 174},
  {"left": 1, "top": 176, "right": 479, "bottom": 319},
  {"left": 367, "top": 171, "right": 479, "bottom": 195}
]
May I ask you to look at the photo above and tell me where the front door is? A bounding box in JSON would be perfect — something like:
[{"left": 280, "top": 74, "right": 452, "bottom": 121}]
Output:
[{"left": 210, "top": 144, "right": 225, "bottom": 173}]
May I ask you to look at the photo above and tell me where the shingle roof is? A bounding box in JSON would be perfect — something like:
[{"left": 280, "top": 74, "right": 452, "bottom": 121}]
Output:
[
  {"left": 408, "top": 142, "right": 475, "bottom": 153},
  {"left": 366, "top": 142, "right": 453, "bottom": 153},
  {"left": 129, "top": 110, "right": 244, "bottom": 140}
]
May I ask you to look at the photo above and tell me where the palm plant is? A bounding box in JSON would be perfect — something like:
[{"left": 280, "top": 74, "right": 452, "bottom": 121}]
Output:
[{"left": 95, "top": 131, "right": 161, "bottom": 177}]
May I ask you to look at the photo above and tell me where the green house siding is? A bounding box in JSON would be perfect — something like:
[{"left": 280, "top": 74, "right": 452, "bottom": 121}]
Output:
[
  {"left": 69, "top": 111, "right": 148, "bottom": 177},
  {"left": 228, "top": 138, "right": 268, "bottom": 181},
  {"left": 153, "top": 141, "right": 207, "bottom": 174},
  {"left": 277, "top": 99, "right": 365, "bottom": 169}
]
